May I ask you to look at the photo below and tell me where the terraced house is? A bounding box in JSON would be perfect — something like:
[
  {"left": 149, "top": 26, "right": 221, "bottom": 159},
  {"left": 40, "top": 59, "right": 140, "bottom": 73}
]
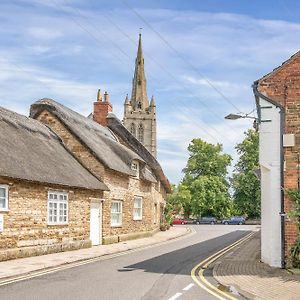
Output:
[{"left": 30, "top": 96, "right": 170, "bottom": 245}]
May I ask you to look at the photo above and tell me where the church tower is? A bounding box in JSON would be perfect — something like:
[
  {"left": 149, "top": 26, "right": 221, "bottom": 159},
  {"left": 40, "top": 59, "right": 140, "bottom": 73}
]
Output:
[{"left": 123, "top": 34, "right": 157, "bottom": 157}]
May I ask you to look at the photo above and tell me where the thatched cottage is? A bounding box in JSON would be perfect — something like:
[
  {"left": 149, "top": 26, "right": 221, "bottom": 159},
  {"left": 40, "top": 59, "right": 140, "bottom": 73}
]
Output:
[
  {"left": 0, "top": 106, "right": 107, "bottom": 261},
  {"left": 30, "top": 97, "right": 171, "bottom": 245}
]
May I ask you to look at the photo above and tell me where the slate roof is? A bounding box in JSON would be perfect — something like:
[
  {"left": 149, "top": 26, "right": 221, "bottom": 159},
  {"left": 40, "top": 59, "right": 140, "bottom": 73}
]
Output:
[
  {"left": 30, "top": 99, "right": 145, "bottom": 177},
  {"left": 0, "top": 106, "right": 108, "bottom": 190},
  {"left": 107, "top": 113, "right": 172, "bottom": 193}
]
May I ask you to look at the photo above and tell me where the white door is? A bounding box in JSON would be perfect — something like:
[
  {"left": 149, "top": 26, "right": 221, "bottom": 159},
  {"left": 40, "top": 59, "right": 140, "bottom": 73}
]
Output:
[{"left": 90, "top": 202, "right": 102, "bottom": 246}]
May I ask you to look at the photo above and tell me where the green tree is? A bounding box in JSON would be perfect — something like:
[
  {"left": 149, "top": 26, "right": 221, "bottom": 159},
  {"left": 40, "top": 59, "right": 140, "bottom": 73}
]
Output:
[
  {"left": 190, "top": 176, "right": 232, "bottom": 219},
  {"left": 183, "top": 139, "right": 232, "bottom": 219},
  {"left": 183, "top": 139, "right": 232, "bottom": 179},
  {"left": 231, "top": 129, "right": 260, "bottom": 218},
  {"left": 166, "top": 184, "right": 192, "bottom": 218}
]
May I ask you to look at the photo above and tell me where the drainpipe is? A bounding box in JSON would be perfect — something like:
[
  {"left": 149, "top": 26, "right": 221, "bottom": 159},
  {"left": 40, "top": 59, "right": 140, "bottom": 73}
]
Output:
[{"left": 253, "top": 81, "right": 286, "bottom": 268}]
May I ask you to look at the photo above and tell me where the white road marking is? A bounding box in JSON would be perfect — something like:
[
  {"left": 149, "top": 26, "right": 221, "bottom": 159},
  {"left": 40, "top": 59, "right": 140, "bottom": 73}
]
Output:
[
  {"left": 182, "top": 283, "right": 194, "bottom": 291},
  {"left": 168, "top": 292, "right": 182, "bottom": 300}
]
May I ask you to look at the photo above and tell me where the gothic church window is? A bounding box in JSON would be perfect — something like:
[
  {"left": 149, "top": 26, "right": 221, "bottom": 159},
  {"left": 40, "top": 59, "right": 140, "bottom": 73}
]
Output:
[
  {"left": 137, "top": 102, "right": 142, "bottom": 109},
  {"left": 138, "top": 124, "right": 144, "bottom": 143},
  {"left": 130, "top": 123, "right": 136, "bottom": 137}
]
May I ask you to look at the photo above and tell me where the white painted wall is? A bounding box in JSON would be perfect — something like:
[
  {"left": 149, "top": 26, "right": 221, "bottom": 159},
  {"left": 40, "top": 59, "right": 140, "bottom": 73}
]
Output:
[{"left": 258, "top": 97, "right": 282, "bottom": 267}]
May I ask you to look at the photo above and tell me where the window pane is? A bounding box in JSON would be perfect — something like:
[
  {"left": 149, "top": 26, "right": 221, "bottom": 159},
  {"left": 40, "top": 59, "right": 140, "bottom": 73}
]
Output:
[
  {"left": 0, "top": 188, "right": 5, "bottom": 198},
  {"left": 0, "top": 198, "right": 5, "bottom": 208},
  {"left": 59, "top": 194, "right": 64, "bottom": 200},
  {"left": 112, "top": 202, "right": 120, "bottom": 213}
]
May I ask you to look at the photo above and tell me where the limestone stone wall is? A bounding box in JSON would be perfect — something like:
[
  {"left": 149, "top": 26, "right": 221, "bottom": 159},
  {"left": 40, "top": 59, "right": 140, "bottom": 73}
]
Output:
[
  {"left": 0, "top": 177, "right": 101, "bottom": 261},
  {"left": 37, "top": 110, "right": 105, "bottom": 181},
  {"left": 102, "top": 170, "right": 158, "bottom": 243},
  {"left": 36, "top": 111, "right": 166, "bottom": 244}
]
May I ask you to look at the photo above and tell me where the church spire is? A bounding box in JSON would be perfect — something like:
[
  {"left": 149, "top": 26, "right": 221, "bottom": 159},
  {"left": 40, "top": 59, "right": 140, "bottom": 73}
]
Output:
[{"left": 131, "top": 33, "right": 149, "bottom": 110}]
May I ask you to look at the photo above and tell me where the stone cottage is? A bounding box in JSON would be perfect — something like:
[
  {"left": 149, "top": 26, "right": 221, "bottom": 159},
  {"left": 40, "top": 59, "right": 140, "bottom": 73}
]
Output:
[
  {"left": 0, "top": 106, "right": 107, "bottom": 261},
  {"left": 30, "top": 97, "right": 171, "bottom": 245},
  {"left": 254, "top": 51, "right": 300, "bottom": 267}
]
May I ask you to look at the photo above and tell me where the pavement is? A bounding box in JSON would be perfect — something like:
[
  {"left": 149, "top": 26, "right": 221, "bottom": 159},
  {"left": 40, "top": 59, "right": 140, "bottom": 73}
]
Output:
[
  {"left": 0, "top": 226, "right": 190, "bottom": 281},
  {"left": 213, "top": 232, "right": 300, "bottom": 300}
]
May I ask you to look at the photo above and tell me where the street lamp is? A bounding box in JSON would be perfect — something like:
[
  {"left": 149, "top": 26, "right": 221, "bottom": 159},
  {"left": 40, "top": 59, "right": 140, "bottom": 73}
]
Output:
[
  {"left": 225, "top": 112, "right": 258, "bottom": 130},
  {"left": 224, "top": 113, "right": 257, "bottom": 120}
]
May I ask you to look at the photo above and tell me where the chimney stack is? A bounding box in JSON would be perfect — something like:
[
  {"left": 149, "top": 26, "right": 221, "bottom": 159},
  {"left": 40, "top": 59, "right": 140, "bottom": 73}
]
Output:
[{"left": 93, "top": 89, "right": 112, "bottom": 127}]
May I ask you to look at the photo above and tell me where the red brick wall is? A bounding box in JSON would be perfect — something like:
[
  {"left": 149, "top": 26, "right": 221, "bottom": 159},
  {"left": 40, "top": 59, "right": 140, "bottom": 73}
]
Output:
[{"left": 258, "top": 53, "right": 300, "bottom": 259}]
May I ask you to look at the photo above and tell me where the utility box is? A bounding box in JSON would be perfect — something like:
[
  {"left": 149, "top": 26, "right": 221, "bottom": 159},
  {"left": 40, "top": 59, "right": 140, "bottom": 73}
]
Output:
[{"left": 283, "top": 134, "right": 295, "bottom": 147}]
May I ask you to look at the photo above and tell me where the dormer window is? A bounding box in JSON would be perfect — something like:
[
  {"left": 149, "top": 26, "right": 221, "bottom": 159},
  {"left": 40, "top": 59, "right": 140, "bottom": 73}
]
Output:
[{"left": 131, "top": 161, "right": 139, "bottom": 178}]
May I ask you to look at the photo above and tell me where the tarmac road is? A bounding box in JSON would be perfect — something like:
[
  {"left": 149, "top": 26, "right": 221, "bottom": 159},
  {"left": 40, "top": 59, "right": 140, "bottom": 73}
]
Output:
[{"left": 0, "top": 225, "right": 258, "bottom": 300}]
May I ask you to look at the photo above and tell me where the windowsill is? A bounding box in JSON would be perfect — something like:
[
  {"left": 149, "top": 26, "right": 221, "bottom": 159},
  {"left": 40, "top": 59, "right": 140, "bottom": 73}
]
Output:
[
  {"left": 111, "top": 224, "right": 122, "bottom": 228},
  {"left": 133, "top": 218, "right": 142, "bottom": 221},
  {"left": 0, "top": 209, "right": 9, "bottom": 213},
  {"left": 47, "top": 223, "right": 68, "bottom": 226}
]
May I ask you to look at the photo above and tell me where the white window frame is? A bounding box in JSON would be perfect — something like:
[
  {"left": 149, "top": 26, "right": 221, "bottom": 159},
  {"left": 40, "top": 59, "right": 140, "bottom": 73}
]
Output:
[
  {"left": 47, "top": 191, "right": 68, "bottom": 225},
  {"left": 111, "top": 200, "right": 122, "bottom": 227},
  {"left": 133, "top": 196, "right": 143, "bottom": 220},
  {"left": 131, "top": 161, "right": 139, "bottom": 178},
  {"left": 0, "top": 185, "right": 9, "bottom": 211}
]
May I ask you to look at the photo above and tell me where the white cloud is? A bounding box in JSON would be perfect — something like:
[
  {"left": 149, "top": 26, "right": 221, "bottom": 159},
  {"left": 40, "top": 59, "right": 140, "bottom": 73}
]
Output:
[{"left": 28, "top": 27, "right": 63, "bottom": 40}]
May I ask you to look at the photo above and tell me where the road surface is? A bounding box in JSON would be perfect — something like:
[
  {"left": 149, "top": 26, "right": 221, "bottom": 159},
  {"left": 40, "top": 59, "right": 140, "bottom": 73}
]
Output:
[{"left": 0, "top": 225, "right": 257, "bottom": 300}]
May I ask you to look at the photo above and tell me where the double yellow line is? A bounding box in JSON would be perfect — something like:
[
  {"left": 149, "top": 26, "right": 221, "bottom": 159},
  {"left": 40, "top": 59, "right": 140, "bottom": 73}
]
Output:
[{"left": 191, "top": 232, "right": 255, "bottom": 300}]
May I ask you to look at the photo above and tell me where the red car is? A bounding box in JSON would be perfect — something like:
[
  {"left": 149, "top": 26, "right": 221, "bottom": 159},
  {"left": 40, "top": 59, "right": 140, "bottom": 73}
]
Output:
[{"left": 172, "top": 219, "right": 188, "bottom": 225}]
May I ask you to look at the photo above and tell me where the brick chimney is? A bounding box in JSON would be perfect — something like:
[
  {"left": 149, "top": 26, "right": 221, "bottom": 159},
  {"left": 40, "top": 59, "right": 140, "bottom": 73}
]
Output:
[{"left": 93, "top": 89, "right": 112, "bottom": 126}]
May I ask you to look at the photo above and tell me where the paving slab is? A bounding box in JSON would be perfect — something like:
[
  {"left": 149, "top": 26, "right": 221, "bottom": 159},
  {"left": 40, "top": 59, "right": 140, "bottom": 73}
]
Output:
[{"left": 213, "top": 232, "right": 300, "bottom": 300}]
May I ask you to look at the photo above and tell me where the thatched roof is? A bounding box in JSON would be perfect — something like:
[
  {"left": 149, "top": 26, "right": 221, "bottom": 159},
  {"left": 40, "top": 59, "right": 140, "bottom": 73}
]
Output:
[
  {"left": 107, "top": 113, "right": 172, "bottom": 193},
  {"left": 0, "top": 106, "right": 108, "bottom": 190},
  {"left": 30, "top": 99, "right": 144, "bottom": 177}
]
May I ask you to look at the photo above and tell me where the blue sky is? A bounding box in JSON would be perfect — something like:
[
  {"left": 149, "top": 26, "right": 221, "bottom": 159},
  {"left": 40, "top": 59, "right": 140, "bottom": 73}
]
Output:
[{"left": 1, "top": 0, "right": 299, "bottom": 183}]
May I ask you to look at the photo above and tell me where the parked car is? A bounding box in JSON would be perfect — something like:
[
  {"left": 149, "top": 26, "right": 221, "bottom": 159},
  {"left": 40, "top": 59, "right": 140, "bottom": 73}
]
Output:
[
  {"left": 193, "top": 216, "right": 217, "bottom": 225},
  {"left": 172, "top": 219, "right": 188, "bottom": 225},
  {"left": 222, "top": 216, "right": 245, "bottom": 225}
]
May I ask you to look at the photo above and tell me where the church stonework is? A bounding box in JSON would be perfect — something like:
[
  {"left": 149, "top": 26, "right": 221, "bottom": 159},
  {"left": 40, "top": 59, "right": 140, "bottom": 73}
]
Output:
[{"left": 123, "top": 34, "right": 157, "bottom": 158}]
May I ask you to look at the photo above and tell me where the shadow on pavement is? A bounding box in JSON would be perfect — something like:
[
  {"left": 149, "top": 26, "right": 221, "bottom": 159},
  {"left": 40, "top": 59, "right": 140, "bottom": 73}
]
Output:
[{"left": 119, "top": 230, "right": 250, "bottom": 276}]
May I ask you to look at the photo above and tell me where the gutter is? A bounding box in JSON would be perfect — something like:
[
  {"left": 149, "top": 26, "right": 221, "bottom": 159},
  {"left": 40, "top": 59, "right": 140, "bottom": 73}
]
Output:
[{"left": 253, "top": 81, "right": 286, "bottom": 268}]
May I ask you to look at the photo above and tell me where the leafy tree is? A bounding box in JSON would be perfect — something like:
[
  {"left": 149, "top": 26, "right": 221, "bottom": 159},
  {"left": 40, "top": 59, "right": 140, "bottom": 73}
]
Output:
[
  {"left": 231, "top": 129, "right": 260, "bottom": 218},
  {"left": 183, "top": 139, "right": 232, "bottom": 219},
  {"left": 183, "top": 139, "right": 232, "bottom": 179},
  {"left": 166, "top": 184, "right": 192, "bottom": 218},
  {"left": 190, "top": 176, "right": 232, "bottom": 219}
]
